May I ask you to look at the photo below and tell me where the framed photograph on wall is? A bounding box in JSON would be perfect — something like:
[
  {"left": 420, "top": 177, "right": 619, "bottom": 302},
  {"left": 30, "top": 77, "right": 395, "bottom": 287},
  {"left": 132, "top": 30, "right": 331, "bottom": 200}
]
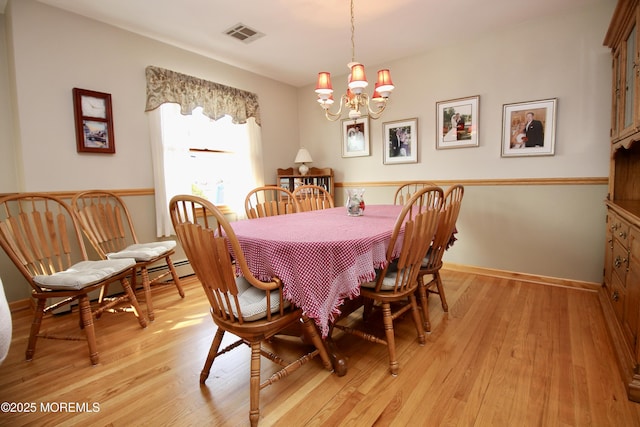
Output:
[
  {"left": 501, "top": 98, "right": 557, "bottom": 157},
  {"left": 73, "top": 88, "right": 115, "bottom": 154},
  {"left": 436, "top": 95, "right": 479, "bottom": 149},
  {"left": 342, "top": 117, "right": 370, "bottom": 157},
  {"left": 383, "top": 118, "right": 418, "bottom": 164}
]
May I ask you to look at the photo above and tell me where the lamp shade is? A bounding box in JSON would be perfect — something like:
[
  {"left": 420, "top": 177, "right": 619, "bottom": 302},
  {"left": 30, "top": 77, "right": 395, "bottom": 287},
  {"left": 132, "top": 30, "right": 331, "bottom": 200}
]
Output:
[
  {"left": 371, "top": 89, "right": 385, "bottom": 103},
  {"left": 348, "top": 63, "right": 368, "bottom": 93},
  {"left": 374, "top": 69, "right": 395, "bottom": 96},
  {"left": 315, "top": 72, "right": 333, "bottom": 95},
  {"left": 294, "top": 148, "right": 313, "bottom": 164}
]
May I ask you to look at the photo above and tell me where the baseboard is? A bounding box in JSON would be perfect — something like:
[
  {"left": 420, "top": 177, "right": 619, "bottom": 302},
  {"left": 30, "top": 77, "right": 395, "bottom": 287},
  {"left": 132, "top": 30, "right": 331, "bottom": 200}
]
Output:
[
  {"left": 443, "top": 262, "right": 601, "bottom": 291},
  {"left": 9, "top": 298, "right": 33, "bottom": 313}
]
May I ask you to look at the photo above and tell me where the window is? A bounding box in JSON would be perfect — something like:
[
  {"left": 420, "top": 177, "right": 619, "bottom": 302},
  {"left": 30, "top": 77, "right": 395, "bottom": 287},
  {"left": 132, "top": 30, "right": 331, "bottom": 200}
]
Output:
[
  {"left": 148, "top": 104, "right": 263, "bottom": 236},
  {"left": 160, "top": 103, "right": 253, "bottom": 212},
  {"left": 145, "top": 67, "right": 263, "bottom": 237}
]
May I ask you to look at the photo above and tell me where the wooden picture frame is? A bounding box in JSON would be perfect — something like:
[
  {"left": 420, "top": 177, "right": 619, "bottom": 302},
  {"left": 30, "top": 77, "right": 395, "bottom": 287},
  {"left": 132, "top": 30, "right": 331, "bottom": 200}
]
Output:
[
  {"left": 436, "top": 95, "right": 479, "bottom": 149},
  {"left": 73, "top": 88, "right": 115, "bottom": 154},
  {"left": 383, "top": 118, "right": 418, "bottom": 164},
  {"left": 342, "top": 117, "right": 370, "bottom": 157},
  {"left": 501, "top": 98, "right": 557, "bottom": 157}
]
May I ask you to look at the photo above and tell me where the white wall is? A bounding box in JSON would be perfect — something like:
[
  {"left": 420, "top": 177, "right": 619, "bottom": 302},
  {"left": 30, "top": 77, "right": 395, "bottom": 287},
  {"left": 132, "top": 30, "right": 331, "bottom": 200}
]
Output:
[
  {"left": 297, "top": 3, "right": 613, "bottom": 181},
  {"left": 296, "top": 1, "right": 615, "bottom": 284},
  {"left": 5, "top": 0, "right": 299, "bottom": 192},
  {"left": 0, "top": 0, "right": 617, "bottom": 301},
  {"left": 0, "top": 17, "right": 17, "bottom": 192},
  {"left": 0, "top": 0, "right": 301, "bottom": 301}
]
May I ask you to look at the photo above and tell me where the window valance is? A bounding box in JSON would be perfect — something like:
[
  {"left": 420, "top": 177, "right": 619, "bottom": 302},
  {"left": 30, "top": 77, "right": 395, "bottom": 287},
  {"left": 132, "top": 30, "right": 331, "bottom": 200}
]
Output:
[{"left": 145, "top": 66, "right": 261, "bottom": 126}]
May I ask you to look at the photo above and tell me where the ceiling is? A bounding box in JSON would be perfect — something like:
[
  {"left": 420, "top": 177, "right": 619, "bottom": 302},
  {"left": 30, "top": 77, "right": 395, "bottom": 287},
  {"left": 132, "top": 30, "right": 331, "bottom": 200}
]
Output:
[{"left": 10, "top": 0, "right": 611, "bottom": 87}]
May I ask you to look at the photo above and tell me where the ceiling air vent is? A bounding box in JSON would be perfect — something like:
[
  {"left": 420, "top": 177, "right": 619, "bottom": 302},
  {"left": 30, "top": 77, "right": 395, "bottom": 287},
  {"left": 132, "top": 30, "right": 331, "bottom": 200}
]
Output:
[{"left": 224, "top": 23, "right": 265, "bottom": 44}]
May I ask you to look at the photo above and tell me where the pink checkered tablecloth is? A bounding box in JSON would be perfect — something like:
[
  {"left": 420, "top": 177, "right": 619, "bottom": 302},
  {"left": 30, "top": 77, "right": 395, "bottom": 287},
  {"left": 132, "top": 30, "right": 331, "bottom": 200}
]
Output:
[{"left": 229, "top": 205, "right": 403, "bottom": 337}]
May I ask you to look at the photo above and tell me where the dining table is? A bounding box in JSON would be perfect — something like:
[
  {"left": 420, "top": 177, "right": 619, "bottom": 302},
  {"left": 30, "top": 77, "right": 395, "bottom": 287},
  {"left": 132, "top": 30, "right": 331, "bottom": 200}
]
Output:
[{"left": 229, "top": 204, "right": 405, "bottom": 373}]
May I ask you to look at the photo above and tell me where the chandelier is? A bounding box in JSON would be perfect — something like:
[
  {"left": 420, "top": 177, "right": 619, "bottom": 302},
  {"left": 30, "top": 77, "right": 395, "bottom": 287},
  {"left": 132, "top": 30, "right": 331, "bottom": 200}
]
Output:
[{"left": 314, "top": 0, "right": 395, "bottom": 122}]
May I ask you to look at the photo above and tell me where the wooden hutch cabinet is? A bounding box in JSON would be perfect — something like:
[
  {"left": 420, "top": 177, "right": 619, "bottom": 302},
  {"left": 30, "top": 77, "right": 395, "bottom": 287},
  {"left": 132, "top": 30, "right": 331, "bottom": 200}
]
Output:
[
  {"left": 277, "top": 167, "right": 334, "bottom": 197},
  {"left": 603, "top": 0, "right": 640, "bottom": 402}
]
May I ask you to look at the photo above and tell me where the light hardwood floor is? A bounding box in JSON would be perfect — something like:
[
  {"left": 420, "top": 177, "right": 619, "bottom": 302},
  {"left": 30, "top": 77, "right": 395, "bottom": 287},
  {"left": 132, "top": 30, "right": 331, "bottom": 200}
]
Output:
[{"left": 2, "top": 270, "right": 640, "bottom": 426}]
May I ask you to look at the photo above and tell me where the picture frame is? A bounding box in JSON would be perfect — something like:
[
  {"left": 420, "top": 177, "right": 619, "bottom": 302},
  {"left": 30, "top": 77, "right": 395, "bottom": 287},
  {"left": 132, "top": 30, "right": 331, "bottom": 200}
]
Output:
[
  {"left": 501, "top": 98, "right": 557, "bottom": 157},
  {"left": 436, "top": 95, "right": 479, "bottom": 149},
  {"left": 383, "top": 118, "right": 418, "bottom": 164},
  {"left": 342, "top": 117, "right": 370, "bottom": 157},
  {"left": 73, "top": 88, "right": 115, "bottom": 154}
]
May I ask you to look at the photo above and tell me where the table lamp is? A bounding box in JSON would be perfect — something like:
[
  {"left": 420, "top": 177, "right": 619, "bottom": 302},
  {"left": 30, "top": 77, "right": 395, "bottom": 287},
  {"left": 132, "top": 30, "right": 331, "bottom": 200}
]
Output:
[{"left": 294, "top": 148, "right": 313, "bottom": 175}]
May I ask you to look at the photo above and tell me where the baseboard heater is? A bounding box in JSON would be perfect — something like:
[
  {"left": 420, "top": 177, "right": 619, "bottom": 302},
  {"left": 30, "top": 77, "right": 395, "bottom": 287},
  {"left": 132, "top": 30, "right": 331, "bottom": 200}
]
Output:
[
  {"left": 49, "top": 259, "right": 194, "bottom": 314},
  {"left": 148, "top": 259, "right": 193, "bottom": 278}
]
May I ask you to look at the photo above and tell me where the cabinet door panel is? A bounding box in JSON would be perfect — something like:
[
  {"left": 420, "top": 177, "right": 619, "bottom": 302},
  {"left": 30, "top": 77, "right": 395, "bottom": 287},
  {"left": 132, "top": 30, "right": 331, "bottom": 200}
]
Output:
[
  {"left": 629, "top": 228, "right": 640, "bottom": 354},
  {"left": 612, "top": 272, "right": 627, "bottom": 327},
  {"left": 614, "top": 239, "right": 630, "bottom": 287},
  {"left": 628, "top": 259, "right": 640, "bottom": 353},
  {"left": 612, "top": 49, "right": 621, "bottom": 140},
  {"left": 624, "top": 25, "right": 637, "bottom": 130},
  {"left": 618, "top": 19, "right": 639, "bottom": 140},
  {"left": 605, "top": 211, "right": 615, "bottom": 286}
]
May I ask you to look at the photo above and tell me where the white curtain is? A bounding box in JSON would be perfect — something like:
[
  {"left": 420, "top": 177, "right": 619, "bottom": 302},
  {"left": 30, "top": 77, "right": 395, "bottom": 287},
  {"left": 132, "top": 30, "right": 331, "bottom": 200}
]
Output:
[
  {"left": 148, "top": 107, "right": 191, "bottom": 237},
  {"left": 0, "top": 277, "right": 11, "bottom": 365},
  {"left": 225, "top": 117, "right": 264, "bottom": 220}
]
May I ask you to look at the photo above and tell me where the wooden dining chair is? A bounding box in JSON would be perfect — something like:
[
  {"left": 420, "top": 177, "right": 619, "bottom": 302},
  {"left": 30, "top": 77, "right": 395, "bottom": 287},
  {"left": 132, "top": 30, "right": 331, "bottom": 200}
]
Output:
[
  {"left": 331, "top": 186, "right": 443, "bottom": 376},
  {"left": 71, "top": 190, "right": 185, "bottom": 321},
  {"left": 393, "top": 181, "right": 437, "bottom": 205},
  {"left": 292, "top": 184, "right": 334, "bottom": 211},
  {"left": 169, "top": 194, "right": 332, "bottom": 427},
  {"left": 417, "top": 184, "right": 464, "bottom": 332},
  {"left": 244, "top": 185, "right": 298, "bottom": 219},
  {"left": 0, "top": 193, "right": 147, "bottom": 365}
]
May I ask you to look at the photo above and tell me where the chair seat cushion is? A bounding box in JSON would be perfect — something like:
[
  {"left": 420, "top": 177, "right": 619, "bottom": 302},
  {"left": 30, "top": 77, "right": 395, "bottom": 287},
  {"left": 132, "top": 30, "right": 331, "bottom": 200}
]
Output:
[
  {"left": 421, "top": 248, "right": 434, "bottom": 268},
  {"left": 361, "top": 270, "right": 398, "bottom": 291},
  {"left": 33, "top": 259, "right": 136, "bottom": 291},
  {"left": 107, "top": 241, "right": 177, "bottom": 262},
  {"left": 231, "top": 276, "right": 290, "bottom": 321}
]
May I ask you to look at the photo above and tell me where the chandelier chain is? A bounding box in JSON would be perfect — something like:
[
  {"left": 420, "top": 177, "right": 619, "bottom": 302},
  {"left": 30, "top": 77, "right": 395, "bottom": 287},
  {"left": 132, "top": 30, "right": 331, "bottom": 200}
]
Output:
[{"left": 350, "top": 0, "right": 356, "bottom": 63}]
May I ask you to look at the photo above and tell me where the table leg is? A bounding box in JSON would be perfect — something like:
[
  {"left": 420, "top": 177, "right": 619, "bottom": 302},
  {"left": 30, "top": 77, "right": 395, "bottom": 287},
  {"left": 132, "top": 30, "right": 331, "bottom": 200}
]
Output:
[
  {"left": 325, "top": 295, "right": 367, "bottom": 376},
  {"left": 325, "top": 336, "right": 347, "bottom": 377},
  {"left": 278, "top": 318, "right": 348, "bottom": 376}
]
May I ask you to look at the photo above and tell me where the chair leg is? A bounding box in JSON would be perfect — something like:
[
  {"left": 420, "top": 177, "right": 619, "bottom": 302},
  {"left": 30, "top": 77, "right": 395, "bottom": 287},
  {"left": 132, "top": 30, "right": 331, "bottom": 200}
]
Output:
[
  {"left": 140, "top": 267, "right": 155, "bottom": 321},
  {"left": 201, "top": 328, "right": 225, "bottom": 384},
  {"left": 249, "top": 341, "right": 261, "bottom": 427},
  {"left": 26, "top": 298, "right": 46, "bottom": 361},
  {"left": 417, "top": 274, "right": 431, "bottom": 332},
  {"left": 95, "top": 285, "right": 106, "bottom": 319},
  {"left": 409, "top": 294, "right": 426, "bottom": 345},
  {"left": 434, "top": 272, "right": 448, "bottom": 312},
  {"left": 381, "top": 303, "right": 399, "bottom": 376},
  {"left": 166, "top": 256, "right": 185, "bottom": 298},
  {"left": 78, "top": 295, "right": 99, "bottom": 365},
  {"left": 121, "top": 278, "right": 148, "bottom": 328}
]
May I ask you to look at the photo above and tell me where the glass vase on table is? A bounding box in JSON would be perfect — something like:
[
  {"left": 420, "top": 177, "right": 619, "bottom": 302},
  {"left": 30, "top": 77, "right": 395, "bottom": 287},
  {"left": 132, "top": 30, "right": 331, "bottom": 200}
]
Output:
[{"left": 345, "top": 188, "right": 365, "bottom": 216}]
